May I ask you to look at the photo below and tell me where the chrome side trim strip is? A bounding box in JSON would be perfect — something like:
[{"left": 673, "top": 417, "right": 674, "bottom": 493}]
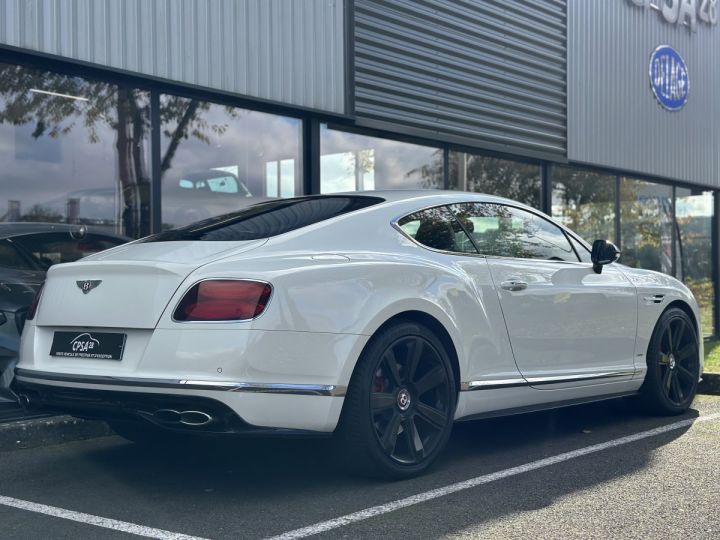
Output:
[
  {"left": 14, "top": 368, "right": 346, "bottom": 397},
  {"left": 461, "top": 370, "right": 637, "bottom": 391},
  {"left": 460, "top": 378, "right": 527, "bottom": 391},
  {"left": 526, "top": 370, "right": 637, "bottom": 385}
]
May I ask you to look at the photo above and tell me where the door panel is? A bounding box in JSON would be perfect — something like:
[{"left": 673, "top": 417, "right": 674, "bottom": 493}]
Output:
[{"left": 487, "top": 258, "right": 638, "bottom": 384}]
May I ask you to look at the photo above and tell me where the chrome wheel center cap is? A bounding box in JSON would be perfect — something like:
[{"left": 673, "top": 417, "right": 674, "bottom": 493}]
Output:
[
  {"left": 397, "top": 389, "right": 412, "bottom": 411},
  {"left": 669, "top": 354, "right": 677, "bottom": 370}
]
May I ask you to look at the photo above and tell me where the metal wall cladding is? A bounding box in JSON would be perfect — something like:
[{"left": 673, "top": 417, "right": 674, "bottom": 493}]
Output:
[
  {"left": 354, "top": 0, "right": 567, "bottom": 159},
  {"left": 568, "top": 0, "right": 720, "bottom": 187},
  {"left": 0, "top": 0, "right": 345, "bottom": 113}
]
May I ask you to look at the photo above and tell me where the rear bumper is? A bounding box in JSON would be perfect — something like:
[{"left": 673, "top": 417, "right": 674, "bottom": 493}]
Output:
[{"left": 14, "top": 368, "right": 346, "bottom": 433}]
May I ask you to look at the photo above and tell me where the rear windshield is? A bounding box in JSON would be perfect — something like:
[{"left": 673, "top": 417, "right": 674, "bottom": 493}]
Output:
[{"left": 141, "top": 196, "right": 385, "bottom": 242}]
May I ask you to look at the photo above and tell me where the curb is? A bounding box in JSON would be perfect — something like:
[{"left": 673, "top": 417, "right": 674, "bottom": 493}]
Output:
[
  {"left": 699, "top": 372, "right": 720, "bottom": 396},
  {"left": 0, "top": 415, "right": 113, "bottom": 452}
]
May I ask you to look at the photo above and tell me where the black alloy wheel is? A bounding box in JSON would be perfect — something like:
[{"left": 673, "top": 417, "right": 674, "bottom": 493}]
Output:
[
  {"left": 370, "top": 334, "right": 452, "bottom": 465},
  {"left": 337, "top": 321, "right": 456, "bottom": 479},
  {"left": 639, "top": 307, "right": 700, "bottom": 415}
]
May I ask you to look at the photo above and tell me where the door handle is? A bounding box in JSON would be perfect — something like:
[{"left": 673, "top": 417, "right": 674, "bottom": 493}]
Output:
[{"left": 500, "top": 280, "right": 527, "bottom": 292}]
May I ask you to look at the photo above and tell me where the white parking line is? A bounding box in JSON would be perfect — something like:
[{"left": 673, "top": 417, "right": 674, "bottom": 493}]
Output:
[
  {"left": 268, "top": 412, "right": 720, "bottom": 540},
  {"left": 0, "top": 495, "right": 209, "bottom": 540}
]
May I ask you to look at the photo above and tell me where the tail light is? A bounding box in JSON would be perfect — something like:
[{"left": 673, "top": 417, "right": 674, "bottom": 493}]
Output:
[
  {"left": 26, "top": 284, "right": 44, "bottom": 321},
  {"left": 173, "top": 280, "right": 272, "bottom": 322}
]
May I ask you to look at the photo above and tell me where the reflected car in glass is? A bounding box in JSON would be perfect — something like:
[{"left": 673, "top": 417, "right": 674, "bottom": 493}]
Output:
[
  {"left": 0, "top": 223, "right": 129, "bottom": 400},
  {"left": 12, "top": 193, "right": 703, "bottom": 478}
]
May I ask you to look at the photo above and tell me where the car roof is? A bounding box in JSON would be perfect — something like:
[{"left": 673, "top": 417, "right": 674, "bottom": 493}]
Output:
[{"left": 336, "top": 189, "right": 538, "bottom": 212}]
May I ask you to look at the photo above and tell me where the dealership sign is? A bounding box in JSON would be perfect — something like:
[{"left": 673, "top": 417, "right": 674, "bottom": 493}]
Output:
[
  {"left": 649, "top": 45, "right": 689, "bottom": 110},
  {"left": 630, "top": 0, "right": 718, "bottom": 31}
]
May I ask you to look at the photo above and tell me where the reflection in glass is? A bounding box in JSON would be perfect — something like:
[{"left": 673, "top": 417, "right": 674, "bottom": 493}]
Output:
[
  {"left": 320, "top": 125, "right": 443, "bottom": 192},
  {"left": 675, "top": 189, "right": 714, "bottom": 336},
  {"left": 451, "top": 203, "right": 576, "bottom": 261},
  {"left": 0, "top": 62, "right": 150, "bottom": 237},
  {"left": 449, "top": 152, "right": 541, "bottom": 209},
  {"left": 398, "top": 206, "right": 476, "bottom": 253},
  {"left": 619, "top": 178, "right": 673, "bottom": 274},
  {"left": 160, "top": 95, "right": 302, "bottom": 228},
  {"left": 551, "top": 166, "right": 616, "bottom": 244}
]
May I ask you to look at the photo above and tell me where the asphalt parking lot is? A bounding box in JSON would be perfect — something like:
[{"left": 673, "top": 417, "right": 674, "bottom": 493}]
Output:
[{"left": 0, "top": 395, "right": 718, "bottom": 540}]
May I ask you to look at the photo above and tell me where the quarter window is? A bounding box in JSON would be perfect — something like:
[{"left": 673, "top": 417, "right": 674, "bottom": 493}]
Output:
[
  {"left": 450, "top": 203, "right": 577, "bottom": 261},
  {"left": 398, "top": 207, "right": 477, "bottom": 254}
]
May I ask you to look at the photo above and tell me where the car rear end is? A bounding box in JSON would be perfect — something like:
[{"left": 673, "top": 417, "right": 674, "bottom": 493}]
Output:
[{"left": 13, "top": 196, "right": 385, "bottom": 435}]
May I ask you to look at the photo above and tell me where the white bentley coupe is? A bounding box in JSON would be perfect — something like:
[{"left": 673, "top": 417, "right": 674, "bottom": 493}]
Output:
[{"left": 13, "top": 192, "right": 702, "bottom": 478}]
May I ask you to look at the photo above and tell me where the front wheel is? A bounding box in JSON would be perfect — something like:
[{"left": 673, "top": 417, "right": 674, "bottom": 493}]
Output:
[
  {"left": 638, "top": 307, "right": 700, "bottom": 415},
  {"left": 336, "top": 321, "right": 457, "bottom": 479}
]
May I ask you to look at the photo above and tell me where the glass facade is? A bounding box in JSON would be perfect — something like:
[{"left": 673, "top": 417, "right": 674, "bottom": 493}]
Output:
[
  {"left": 552, "top": 166, "right": 616, "bottom": 244},
  {"left": 449, "top": 152, "right": 542, "bottom": 209},
  {"left": 0, "top": 59, "right": 719, "bottom": 336},
  {"left": 675, "top": 189, "right": 715, "bottom": 336},
  {"left": 0, "top": 62, "right": 151, "bottom": 238},
  {"left": 619, "top": 178, "right": 673, "bottom": 274},
  {"left": 320, "top": 125, "right": 444, "bottom": 193},
  {"left": 160, "top": 95, "right": 302, "bottom": 229}
]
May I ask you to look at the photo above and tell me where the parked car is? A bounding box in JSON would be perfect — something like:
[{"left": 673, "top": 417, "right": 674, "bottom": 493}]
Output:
[
  {"left": 0, "top": 223, "right": 129, "bottom": 400},
  {"left": 13, "top": 193, "right": 702, "bottom": 478},
  {"left": 37, "top": 170, "right": 256, "bottom": 231}
]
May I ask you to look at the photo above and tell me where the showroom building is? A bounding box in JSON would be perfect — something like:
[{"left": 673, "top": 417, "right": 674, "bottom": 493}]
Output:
[{"left": 0, "top": 0, "right": 718, "bottom": 336}]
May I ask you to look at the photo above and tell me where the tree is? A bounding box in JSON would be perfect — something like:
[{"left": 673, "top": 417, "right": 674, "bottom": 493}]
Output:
[{"left": 0, "top": 64, "right": 230, "bottom": 237}]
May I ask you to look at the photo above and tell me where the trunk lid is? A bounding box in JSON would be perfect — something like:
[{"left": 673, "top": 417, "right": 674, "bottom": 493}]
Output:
[{"left": 35, "top": 239, "right": 266, "bottom": 329}]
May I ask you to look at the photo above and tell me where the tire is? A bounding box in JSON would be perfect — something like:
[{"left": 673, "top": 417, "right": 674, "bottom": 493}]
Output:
[
  {"left": 638, "top": 307, "right": 700, "bottom": 415},
  {"left": 336, "top": 320, "right": 457, "bottom": 479}
]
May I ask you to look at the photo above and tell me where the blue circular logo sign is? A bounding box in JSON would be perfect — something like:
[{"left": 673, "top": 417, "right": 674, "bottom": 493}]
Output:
[{"left": 649, "top": 45, "right": 689, "bottom": 111}]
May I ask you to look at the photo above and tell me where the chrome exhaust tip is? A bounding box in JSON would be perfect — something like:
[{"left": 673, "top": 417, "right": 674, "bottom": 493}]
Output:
[{"left": 152, "top": 409, "right": 213, "bottom": 427}]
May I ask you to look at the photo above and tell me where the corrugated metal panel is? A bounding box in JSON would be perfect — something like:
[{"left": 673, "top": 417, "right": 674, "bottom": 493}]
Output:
[
  {"left": 0, "top": 0, "right": 345, "bottom": 114},
  {"left": 354, "top": 0, "right": 567, "bottom": 158},
  {"left": 568, "top": 0, "right": 719, "bottom": 188}
]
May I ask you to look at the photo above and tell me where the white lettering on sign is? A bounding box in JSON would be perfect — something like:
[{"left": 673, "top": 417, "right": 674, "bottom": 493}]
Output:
[{"left": 630, "top": 0, "right": 718, "bottom": 30}]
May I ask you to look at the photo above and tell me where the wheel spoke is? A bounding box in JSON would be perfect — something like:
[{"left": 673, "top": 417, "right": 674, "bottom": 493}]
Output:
[
  {"left": 416, "top": 402, "right": 446, "bottom": 430},
  {"left": 371, "top": 392, "right": 396, "bottom": 413},
  {"left": 666, "top": 325, "right": 674, "bottom": 352},
  {"left": 677, "top": 343, "right": 697, "bottom": 362},
  {"left": 403, "top": 417, "right": 423, "bottom": 461},
  {"left": 663, "top": 367, "right": 673, "bottom": 395},
  {"left": 671, "top": 372, "right": 684, "bottom": 402},
  {"left": 671, "top": 320, "right": 686, "bottom": 352},
  {"left": 381, "top": 411, "right": 402, "bottom": 453},
  {"left": 383, "top": 349, "right": 402, "bottom": 387},
  {"left": 406, "top": 339, "right": 424, "bottom": 382},
  {"left": 677, "top": 364, "right": 695, "bottom": 382},
  {"left": 415, "top": 366, "right": 446, "bottom": 396}
]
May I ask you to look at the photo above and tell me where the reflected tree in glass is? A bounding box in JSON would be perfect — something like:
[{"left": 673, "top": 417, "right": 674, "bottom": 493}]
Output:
[
  {"left": 619, "top": 178, "right": 673, "bottom": 274},
  {"left": 551, "top": 166, "right": 616, "bottom": 243},
  {"left": 0, "top": 63, "right": 230, "bottom": 238}
]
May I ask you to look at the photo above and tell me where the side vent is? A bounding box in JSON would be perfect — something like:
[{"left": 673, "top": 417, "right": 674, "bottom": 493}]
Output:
[{"left": 643, "top": 294, "right": 665, "bottom": 305}]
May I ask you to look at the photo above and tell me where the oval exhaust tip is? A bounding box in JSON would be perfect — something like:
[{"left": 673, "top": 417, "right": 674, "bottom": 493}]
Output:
[{"left": 179, "top": 410, "right": 213, "bottom": 426}]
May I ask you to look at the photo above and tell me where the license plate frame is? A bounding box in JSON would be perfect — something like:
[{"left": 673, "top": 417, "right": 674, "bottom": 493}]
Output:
[{"left": 50, "top": 331, "right": 127, "bottom": 360}]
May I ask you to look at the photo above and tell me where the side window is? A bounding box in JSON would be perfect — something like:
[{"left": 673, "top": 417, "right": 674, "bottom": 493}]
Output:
[
  {"left": 398, "top": 206, "right": 477, "bottom": 254},
  {"left": 0, "top": 239, "right": 37, "bottom": 270},
  {"left": 450, "top": 203, "right": 578, "bottom": 261}
]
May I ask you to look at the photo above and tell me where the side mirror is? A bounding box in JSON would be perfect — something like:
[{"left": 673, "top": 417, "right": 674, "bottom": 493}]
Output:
[{"left": 591, "top": 240, "right": 620, "bottom": 274}]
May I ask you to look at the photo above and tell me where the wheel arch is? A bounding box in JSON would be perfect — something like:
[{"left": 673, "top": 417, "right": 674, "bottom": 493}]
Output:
[
  {"left": 664, "top": 300, "right": 699, "bottom": 334},
  {"left": 344, "top": 309, "right": 463, "bottom": 397}
]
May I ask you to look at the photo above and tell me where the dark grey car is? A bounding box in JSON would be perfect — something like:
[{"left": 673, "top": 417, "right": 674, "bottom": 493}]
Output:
[{"left": 0, "top": 223, "right": 129, "bottom": 401}]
